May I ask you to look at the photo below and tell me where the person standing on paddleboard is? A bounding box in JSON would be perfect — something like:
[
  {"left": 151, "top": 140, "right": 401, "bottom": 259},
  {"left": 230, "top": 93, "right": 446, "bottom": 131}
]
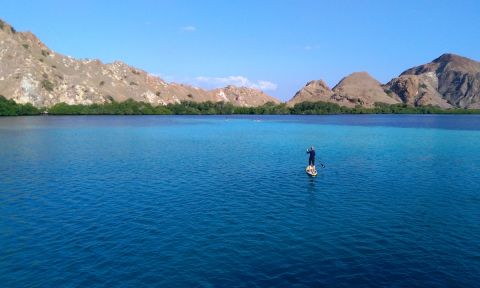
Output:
[{"left": 306, "top": 146, "right": 316, "bottom": 171}]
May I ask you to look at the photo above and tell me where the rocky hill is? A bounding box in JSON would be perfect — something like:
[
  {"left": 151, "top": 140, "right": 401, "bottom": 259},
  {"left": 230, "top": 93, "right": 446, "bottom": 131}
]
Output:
[
  {"left": 384, "top": 74, "right": 451, "bottom": 108},
  {"left": 289, "top": 72, "right": 400, "bottom": 108},
  {"left": 2, "top": 19, "right": 478, "bottom": 110},
  {"left": 388, "top": 53, "right": 480, "bottom": 108},
  {"left": 289, "top": 54, "right": 480, "bottom": 109},
  {"left": 331, "top": 72, "right": 399, "bottom": 108},
  {"left": 0, "top": 19, "right": 279, "bottom": 107},
  {"left": 288, "top": 80, "right": 333, "bottom": 106}
]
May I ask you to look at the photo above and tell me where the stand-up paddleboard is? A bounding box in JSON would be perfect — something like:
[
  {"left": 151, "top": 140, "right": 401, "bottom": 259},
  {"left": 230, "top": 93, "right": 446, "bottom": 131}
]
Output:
[{"left": 306, "top": 166, "right": 318, "bottom": 177}]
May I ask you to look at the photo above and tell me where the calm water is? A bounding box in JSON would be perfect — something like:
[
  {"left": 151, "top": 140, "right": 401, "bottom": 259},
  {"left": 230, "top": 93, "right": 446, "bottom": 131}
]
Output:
[{"left": 1, "top": 115, "right": 479, "bottom": 287}]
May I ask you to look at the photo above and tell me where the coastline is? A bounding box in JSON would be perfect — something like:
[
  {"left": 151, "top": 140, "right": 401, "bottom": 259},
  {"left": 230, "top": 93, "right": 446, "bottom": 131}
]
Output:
[{"left": 2, "top": 97, "right": 480, "bottom": 116}]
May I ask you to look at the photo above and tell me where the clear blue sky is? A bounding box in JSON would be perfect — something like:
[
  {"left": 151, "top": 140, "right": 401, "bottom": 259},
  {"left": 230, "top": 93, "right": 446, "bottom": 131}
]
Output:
[{"left": 2, "top": 0, "right": 479, "bottom": 101}]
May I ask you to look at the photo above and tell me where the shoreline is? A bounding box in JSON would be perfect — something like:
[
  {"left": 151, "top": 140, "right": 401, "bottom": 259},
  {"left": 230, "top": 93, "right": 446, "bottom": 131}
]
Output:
[
  {"left": 3, "top": 111, "right": 480, "bottom": 116},
  {"left": 3, "top": 113, "right": 480, "bottom": 118},
  {"left": 2, "top": 96, "right": 480, "bottom": 116}
]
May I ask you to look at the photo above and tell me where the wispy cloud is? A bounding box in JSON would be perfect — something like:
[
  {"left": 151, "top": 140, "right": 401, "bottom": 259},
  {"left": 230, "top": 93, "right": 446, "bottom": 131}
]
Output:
[
  {"left": 181, "top": 25, "right": 197, "bottom": 32},
  {"left": 194, "top": 76, "right": 278, "bottom": 91},
  {"left": 304, "top": 44, "right": 320, "bottom": 51},
  {"left": 151, "top": 74, "right": 277, "bottom": 91}
]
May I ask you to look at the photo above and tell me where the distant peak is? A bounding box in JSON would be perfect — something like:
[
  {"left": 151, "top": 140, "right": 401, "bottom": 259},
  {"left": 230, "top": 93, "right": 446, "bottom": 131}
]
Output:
[
  {"left": 349, "top": 71, "right": 371, "bottom": 77},
  {"left": 341, "top": 71, "right": 376, "bottom": 81},
  {"left": 433, "top": 53, "right": 470, "bottom": 63},
  {"left": 306, "top": 79, "right": 329, "bottom": 87},
  {"left": 332, "top": 71, "right": 381, "bottom": 91},
  {"left": 335, "top": 72, "right": 374, "bottom": 81}
]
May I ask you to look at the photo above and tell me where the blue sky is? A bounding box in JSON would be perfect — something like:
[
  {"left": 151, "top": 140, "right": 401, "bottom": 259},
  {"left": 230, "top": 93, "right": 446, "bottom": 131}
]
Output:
[{"left": 2, "top": 0, "right": 479, "bottom": 101}]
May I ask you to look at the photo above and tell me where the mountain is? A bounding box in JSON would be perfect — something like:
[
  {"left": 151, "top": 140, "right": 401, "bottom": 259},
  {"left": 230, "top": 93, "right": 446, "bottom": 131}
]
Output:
[
  {"left": 288, "top": 53, "right": 480, "bottom": 109},
  {"left": 289, "top": 72, "right": 400, "bottom": 108},
  {"left": 0, "top": 19, "right": 278, "bottom": 107},
  {"left": 384, "top": 74, "right": 452, "bottom": 108},
  {"left": 331, "top": 72, "right": 399, "bottom": 107},
  {"left": 288, "top": 80, "right": 333, "bottom": 106},
  {"left": 3, "top": 19, "right": 478, "bottom": 110},
  {"left": 387, "top": 53, "right": 480, "bottom": 108}
]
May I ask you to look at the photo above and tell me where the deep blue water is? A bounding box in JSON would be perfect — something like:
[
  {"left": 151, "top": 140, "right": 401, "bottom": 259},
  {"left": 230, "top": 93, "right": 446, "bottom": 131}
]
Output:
[{"left": 1, "top": 115, "right": 479, "bottom": 287}]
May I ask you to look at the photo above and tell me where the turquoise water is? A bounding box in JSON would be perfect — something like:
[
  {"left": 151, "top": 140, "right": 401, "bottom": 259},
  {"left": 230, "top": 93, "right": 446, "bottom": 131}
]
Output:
[{"left": 1, "top": 115, "right": 479, "bottom": 287}]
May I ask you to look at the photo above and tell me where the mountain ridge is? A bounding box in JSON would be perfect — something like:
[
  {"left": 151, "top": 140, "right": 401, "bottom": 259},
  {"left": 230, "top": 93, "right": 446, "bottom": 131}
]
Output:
[
  {"left": 0, "top": 19, "right": 279, "bottom": 108},
  {"left": 2, "top": 19, "right": 479, "bottom": 109},
  {"left": 289, "top": 53, "right": 480, "bottom": 109}
]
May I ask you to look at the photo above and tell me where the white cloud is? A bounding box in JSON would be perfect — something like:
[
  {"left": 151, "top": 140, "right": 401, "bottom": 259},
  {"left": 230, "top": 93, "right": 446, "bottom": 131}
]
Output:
[
  {"left": 181, "top": 26, "right": 196, "bottom": 32},
  {"left": 150, "top": 74, "right": 278, "bottom": 91},
  {"left": 304, "top": 44, "right": 320, "bottom": 51},
  {"left": 257, "top": 80, "right": 278, "bottom": 91},
  {"left": 194, "top": 76, "right": 278, "bottom": 91}
]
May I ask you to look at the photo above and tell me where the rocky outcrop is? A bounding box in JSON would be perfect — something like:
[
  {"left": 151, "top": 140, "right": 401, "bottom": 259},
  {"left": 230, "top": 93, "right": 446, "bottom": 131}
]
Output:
[
  {"left": 331, "top": 72, "right": 400, "bottom": 108},
  {"left": 3, "top": 19, "right": 479, "bottom": 109},
  {"left": 288, "top": 72, "right": 401, "bottom": 107},
  {"left": 287, "top": 80, "right": 333, "bottom": 106},
  {"left": 395, "top": 53, "right": 480, "bottom": 108},
  {"left": 289, "top": 72, "right": 400, "bottom": 108},
  {"left": 0, "top": 19, "right": 278, "bottom": 107},
  {"left": 384, "top": 74, "right": 452, "bottom": 108},
  {"left": 288, "top": 54, "right": 480, "bottom": 109}
]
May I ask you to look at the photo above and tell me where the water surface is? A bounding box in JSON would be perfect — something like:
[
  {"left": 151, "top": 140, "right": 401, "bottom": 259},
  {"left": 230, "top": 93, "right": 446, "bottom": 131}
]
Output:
[{"left": 1, "top": 115, "right": 479, "bottom": 287}]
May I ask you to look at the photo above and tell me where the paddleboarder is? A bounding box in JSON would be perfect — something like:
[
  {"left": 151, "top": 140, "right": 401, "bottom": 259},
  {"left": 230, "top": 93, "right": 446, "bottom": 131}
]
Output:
[{"left": 306, "top": 146, "right": 316, "bottom": 173}]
